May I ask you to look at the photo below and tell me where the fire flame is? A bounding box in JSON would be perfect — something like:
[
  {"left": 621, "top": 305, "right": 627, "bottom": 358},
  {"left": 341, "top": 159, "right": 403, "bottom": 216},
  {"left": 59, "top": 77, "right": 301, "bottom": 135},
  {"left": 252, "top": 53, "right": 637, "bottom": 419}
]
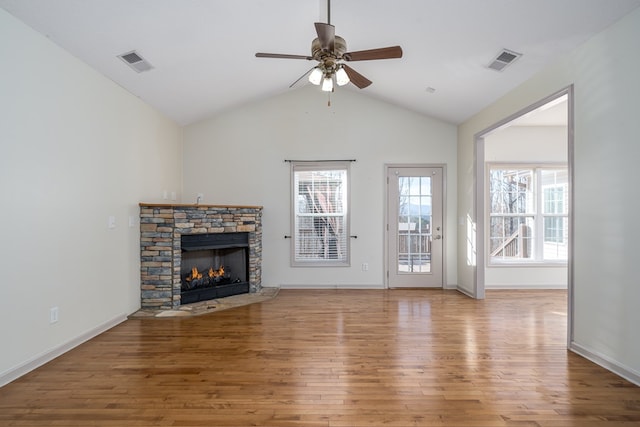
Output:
[
  {"left": 186, "top": 265, "right": 224, "bottom": 282},
  {"left": 208, "top": 265, "right": 225, "bottom": 278},
  {"left": 185, "top": 266, "right": 203, "bottom": 282}
]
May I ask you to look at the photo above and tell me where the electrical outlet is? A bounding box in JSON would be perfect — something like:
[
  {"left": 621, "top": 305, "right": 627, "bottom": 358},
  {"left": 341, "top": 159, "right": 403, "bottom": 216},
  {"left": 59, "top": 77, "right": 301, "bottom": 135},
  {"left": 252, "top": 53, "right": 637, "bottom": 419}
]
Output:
[
  {"left": 362, "top": 263, "right": 369, "bottom": 271},
  {"left": 50, "top": 307, "right": 59, "bottom": 324}
]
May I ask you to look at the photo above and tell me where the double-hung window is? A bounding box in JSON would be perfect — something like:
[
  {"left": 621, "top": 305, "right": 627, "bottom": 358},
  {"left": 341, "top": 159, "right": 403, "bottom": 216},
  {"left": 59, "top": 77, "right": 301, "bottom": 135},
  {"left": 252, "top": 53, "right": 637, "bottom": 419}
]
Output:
[
  {"left": 488, "top": 165, "right": 568, "bottom": 264},
  {"left": 541, "top": 169, "right": 569, "bottom": 260},
  {"left": 291, "top": 161, "right": 350, "bottom": 266}
]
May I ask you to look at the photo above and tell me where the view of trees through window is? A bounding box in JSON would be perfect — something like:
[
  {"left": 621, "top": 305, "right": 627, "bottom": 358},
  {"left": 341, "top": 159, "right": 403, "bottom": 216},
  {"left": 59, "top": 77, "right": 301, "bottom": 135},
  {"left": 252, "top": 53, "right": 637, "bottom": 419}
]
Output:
[
  {"left": 397, "top": 176, "right": 432, "bottom": 272},
  {"left": 489, "top": 166, "right": 568, "bottom": 263}
]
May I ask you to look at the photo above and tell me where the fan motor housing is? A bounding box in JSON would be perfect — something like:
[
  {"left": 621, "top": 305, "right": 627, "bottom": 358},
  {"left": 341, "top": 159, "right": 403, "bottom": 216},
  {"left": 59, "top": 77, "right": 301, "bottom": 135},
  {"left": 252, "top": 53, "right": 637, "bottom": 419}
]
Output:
[{"left": 311, "top": 35, "right": 347, "bottom": 63}]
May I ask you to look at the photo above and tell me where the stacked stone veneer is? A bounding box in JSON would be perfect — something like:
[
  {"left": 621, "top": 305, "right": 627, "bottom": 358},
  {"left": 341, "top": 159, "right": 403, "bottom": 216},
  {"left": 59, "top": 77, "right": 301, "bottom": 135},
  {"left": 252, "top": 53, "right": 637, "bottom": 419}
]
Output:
[{"left": 139, "top": 203, "right": 263, "bottom": 310}]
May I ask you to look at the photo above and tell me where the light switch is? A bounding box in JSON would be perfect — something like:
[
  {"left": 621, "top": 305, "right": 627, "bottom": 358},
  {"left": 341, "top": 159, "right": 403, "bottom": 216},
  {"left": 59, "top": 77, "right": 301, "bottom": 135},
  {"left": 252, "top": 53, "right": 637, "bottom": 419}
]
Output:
[{"left": 108, "top": 216, "right": 116, "bottom": 229}]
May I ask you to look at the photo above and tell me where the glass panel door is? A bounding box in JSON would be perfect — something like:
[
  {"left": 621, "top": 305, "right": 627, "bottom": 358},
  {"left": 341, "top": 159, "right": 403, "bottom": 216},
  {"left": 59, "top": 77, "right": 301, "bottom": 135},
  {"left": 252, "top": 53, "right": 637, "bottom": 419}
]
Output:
[{"left": 388, "top": 166, "right": 443, "bottom": 288}]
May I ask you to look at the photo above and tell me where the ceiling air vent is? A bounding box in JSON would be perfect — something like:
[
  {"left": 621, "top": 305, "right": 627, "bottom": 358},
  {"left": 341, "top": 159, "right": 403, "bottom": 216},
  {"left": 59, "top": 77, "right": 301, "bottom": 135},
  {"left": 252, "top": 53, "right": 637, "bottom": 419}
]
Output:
[
  {"left": 487, "top": 49, "right": 522, "bottom": 72},
  {"left": 117, "top": 50, "right": 153, "bottom": 73}
]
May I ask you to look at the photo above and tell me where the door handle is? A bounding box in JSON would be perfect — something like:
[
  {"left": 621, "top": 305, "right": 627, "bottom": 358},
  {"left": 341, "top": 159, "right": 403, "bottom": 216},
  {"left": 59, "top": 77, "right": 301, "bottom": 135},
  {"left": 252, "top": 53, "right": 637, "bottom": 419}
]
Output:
[{"left": 433, "top": 234, "right": 442, "bottom": 240}]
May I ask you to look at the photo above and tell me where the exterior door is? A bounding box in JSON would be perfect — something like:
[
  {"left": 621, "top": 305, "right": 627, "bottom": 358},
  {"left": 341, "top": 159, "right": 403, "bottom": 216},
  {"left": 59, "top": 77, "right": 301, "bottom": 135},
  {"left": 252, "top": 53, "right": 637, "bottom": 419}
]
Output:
[{"left": 387, "top": 166, "right": 444, "bottom": 288}]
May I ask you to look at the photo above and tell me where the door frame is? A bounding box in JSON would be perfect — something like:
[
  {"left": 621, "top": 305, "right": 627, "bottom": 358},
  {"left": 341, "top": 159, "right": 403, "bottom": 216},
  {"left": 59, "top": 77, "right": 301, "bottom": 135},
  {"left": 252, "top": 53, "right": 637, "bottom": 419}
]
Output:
[
  {"left": 384, "top": 163, "right": 447, "bottom": 289},
  {"left": 472, "top": 85, "right": 574, "bottom": 347}
]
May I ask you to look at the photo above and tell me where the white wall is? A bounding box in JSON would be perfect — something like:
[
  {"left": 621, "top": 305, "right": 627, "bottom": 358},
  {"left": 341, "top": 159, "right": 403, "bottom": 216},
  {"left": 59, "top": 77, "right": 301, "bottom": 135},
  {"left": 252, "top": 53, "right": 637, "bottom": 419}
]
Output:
[
  {"left": 0, "top": 9, "right": 182, "bottom": 383},
  {"left": 485, "top": 126, "right": 567, "bottom": 163},
  {"left": 484, "top": 125, "right": 568, "bottom": 288},
  {"left": 458, "top": 8, "right": 640, "bottom": 381},
  {"left": 183, "top": 86, "right": 458, "bottom": 289}
]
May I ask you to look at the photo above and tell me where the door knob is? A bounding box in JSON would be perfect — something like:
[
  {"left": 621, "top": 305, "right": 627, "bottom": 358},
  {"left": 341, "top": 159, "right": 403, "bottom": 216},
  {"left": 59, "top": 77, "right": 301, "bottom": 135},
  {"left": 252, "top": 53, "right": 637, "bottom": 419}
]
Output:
[{"left": 433, "top": 235, "right": 442, "bottom": 240}]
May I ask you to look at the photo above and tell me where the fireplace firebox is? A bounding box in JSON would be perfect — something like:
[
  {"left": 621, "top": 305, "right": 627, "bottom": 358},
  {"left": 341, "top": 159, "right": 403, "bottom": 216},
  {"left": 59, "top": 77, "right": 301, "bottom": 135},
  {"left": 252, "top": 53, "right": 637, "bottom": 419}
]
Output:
[{"left": 180, "top": 232, "right": 250, "bottom": 304}]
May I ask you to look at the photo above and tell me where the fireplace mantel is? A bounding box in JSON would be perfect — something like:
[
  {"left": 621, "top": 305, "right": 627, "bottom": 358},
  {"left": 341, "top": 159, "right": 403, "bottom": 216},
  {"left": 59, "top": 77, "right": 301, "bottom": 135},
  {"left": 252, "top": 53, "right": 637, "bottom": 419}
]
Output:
[
  {"left": 139, "top": 203, "right": 263, "bottom": 209},
  {"left": 139, "top": 203, "right": 263, "bottom": 310}
]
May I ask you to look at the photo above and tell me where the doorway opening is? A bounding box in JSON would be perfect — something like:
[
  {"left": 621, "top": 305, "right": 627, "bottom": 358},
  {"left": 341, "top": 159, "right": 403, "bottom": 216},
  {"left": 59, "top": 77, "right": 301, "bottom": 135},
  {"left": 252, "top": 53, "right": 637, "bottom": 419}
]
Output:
[{"left": 474, "top": 86, "right": 574, "bottom": 344}]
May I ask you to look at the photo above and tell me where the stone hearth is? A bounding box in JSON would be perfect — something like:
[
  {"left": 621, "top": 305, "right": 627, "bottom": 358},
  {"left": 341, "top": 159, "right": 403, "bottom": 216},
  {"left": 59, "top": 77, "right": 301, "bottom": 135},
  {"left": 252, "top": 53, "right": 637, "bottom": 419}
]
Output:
[{"left": 139, "top": 203, "right": 263, "bottom": 310}]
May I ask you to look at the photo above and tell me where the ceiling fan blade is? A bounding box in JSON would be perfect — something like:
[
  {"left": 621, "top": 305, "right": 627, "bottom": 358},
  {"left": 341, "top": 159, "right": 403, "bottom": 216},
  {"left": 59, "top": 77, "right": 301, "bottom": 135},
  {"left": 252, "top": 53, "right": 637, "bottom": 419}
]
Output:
[
  {"left": 289, "top": 67, "right": 316, "bottom": 88},
  {"left": 255, "top": 53, "right": 313, "bottom": 60},
  {"left": 314, "top": 22, "right": 335, "bottom": 52},
  {"left": 342, "top": 64, "right": 372, "bottom": 89},
  {"left": 343, "top": 46, "right": 403, "bottom": 61}
]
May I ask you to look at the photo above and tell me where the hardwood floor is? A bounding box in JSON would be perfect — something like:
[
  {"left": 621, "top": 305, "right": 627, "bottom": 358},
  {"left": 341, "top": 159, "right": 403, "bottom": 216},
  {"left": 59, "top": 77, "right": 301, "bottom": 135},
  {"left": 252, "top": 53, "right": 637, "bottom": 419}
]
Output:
[{"left": 1, "top": 289, "right": 639, "bottom": 426}]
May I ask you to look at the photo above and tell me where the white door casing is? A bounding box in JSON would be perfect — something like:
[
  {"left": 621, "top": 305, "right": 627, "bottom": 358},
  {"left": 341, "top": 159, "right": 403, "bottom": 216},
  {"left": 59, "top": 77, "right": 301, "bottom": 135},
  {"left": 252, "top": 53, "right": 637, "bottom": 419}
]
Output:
[{"left": 387, "top": 166, "right": 444, "bottom": 288}]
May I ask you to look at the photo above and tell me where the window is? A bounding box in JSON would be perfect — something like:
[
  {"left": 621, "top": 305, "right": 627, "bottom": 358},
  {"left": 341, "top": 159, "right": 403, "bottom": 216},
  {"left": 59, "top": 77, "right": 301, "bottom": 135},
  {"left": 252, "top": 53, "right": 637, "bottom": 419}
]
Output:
[
  {"left": 488, "top": 166, "right": 568, "bottom": 264},
  {"left": 291, "top": 162, "right": 350, "bottom": 266},
  {"left": 397, "top": 176, "right": 433, "bottom": 273},
  {"left": 541, "top": 169, "right": 569, "bottom": 260}
]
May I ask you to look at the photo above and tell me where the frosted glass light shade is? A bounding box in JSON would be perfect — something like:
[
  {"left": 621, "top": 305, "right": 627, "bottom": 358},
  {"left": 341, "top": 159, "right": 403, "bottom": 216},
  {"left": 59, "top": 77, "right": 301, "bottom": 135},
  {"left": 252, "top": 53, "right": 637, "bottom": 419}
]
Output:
[
  {"left": 321, "top": 76, "right": 334, "bottom": 92},
  {"left": 308, "top": 68, "right": 323, "bottom": 85},
  {"left": 335, "top": 67, "right": 350, "bottom": 86}
]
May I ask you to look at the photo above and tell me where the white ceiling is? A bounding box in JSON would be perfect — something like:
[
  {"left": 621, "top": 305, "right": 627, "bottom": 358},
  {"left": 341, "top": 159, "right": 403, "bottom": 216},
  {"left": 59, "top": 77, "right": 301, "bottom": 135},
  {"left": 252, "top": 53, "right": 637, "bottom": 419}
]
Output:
[
  {"left": 2, "top": 0, "right": 639, "bottom": 126},
  {"left": 509, "top": 97, "right": 568, "bottom": 127}
]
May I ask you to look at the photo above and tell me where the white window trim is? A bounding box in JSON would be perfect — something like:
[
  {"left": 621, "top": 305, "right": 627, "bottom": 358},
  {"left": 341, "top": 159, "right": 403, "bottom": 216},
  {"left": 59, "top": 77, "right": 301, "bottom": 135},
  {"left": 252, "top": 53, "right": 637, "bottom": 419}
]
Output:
[{"left": 290, "top": 161, "right": 351, "bottom": 267}]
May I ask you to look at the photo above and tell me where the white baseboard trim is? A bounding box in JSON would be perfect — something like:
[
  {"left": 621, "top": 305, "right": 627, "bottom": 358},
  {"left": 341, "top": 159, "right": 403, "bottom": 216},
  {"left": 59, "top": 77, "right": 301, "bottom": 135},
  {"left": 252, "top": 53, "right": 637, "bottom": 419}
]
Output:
[
  {"left": 0, "top": 314, "right": 127, "bottom": 388},
  {"left": 278, "top": 283, "right": 385, "bottom": 290},
  {"left": 485, "top": 283, "right": 568, "bottom": 290},
  {"left": 570, "top": 341, "right": 640, "bottom": 387},
  {"left": 278, "top": 284, "right": 459, "bottom": 290}
]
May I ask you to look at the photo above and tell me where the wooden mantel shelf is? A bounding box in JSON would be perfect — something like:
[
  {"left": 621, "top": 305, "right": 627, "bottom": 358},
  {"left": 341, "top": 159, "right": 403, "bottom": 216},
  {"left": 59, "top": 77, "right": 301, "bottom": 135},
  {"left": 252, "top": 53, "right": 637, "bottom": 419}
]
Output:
[{"left": 139, "top": 202, "right": 263, "bottom": 209}]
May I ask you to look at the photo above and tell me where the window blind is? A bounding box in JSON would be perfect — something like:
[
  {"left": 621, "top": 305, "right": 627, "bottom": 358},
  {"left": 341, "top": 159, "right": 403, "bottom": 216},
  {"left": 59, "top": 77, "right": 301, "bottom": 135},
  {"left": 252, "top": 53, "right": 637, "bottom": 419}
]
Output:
[{"left": 291, "top": 161, "right": 350, "bottom": 266}]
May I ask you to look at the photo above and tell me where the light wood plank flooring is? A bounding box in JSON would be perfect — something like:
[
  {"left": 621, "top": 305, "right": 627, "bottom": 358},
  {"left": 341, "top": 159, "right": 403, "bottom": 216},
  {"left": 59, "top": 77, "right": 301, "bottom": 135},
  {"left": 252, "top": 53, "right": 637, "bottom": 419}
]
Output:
[{"left": 1, "top": 289, "right": 639, "bottom": 426}]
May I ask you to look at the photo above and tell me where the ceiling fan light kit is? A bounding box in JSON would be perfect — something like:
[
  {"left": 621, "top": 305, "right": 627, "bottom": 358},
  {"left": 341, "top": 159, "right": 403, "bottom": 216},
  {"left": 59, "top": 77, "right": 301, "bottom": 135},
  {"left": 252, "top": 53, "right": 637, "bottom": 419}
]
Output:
[
  {"left": 308, "top": 64, "right": 349, "bottom": 90},
  {"left": 255, "top": 1, "right": 403, "bottom": 95}
]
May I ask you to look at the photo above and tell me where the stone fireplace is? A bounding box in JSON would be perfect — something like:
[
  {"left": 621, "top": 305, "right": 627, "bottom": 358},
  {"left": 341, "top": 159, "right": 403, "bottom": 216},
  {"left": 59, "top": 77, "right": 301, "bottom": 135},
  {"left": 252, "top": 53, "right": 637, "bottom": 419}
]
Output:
[{"left": 139, "top": 203, "right": 263, "bottom": 310}]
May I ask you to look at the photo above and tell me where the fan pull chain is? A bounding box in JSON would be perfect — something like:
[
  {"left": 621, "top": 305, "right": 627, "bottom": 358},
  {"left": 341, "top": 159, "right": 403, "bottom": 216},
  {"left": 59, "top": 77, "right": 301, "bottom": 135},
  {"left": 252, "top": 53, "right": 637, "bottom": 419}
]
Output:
[{"left": 327, "top": 92, "right": 331, "bottom": 107}]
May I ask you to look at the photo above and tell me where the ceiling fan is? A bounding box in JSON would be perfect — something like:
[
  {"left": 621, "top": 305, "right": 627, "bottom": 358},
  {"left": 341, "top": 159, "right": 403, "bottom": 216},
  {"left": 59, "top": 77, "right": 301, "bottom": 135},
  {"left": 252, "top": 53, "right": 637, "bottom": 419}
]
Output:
[{"left": 255, "top": 1, "right": 402, "bottom": 92}]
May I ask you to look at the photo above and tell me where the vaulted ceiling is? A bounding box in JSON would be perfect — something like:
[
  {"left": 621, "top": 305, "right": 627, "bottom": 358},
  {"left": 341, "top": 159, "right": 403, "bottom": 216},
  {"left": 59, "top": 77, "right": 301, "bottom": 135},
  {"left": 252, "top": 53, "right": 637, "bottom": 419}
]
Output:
[{"left": 2, "top": 0, "right": 639, "bottom": 125}]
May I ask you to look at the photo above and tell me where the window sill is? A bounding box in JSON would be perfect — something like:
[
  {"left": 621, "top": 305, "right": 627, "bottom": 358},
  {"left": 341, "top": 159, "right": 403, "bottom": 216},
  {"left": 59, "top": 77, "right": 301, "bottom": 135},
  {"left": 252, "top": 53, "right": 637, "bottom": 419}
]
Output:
[{"left": 488, "top": 261, "right": 568, "bottom": 268}]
